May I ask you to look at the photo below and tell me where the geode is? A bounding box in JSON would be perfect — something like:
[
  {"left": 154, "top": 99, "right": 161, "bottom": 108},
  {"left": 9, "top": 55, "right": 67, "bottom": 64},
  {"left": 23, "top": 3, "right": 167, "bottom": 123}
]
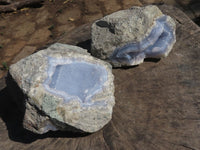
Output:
[
  {"left": 91, "top": 5, "right": 176, "bottom": 67},
  {"left": 9, "top": 43, "right": 115, "bottom": 134}
]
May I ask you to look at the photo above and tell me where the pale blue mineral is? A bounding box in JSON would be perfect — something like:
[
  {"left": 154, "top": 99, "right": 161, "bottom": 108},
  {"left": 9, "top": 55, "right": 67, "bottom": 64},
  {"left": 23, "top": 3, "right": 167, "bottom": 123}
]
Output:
[
  {"left": 91, "top": 5, "right": 176, "bottom": 67},
  {"left": 9, "top": 43, "right": 115, "bottom": 134},
  {"left": 44, "top": 58, "right": 108, "bottom": 105}
]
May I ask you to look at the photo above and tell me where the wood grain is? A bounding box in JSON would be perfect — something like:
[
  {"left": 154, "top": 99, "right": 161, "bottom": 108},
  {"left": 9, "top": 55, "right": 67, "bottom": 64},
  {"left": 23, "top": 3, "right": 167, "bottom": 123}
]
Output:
[{"left": 0, "top": 5, "right": 200, "bottom": 150}]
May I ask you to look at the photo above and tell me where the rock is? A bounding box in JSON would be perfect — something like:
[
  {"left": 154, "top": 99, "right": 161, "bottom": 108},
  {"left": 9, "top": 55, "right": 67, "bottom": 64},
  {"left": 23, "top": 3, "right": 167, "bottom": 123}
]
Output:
[
  {"left": 91, "top": 5, "right": 176, "bottom": 67},
  {"left": 9, "top": 43, "right": 115, "bottom": 134}
]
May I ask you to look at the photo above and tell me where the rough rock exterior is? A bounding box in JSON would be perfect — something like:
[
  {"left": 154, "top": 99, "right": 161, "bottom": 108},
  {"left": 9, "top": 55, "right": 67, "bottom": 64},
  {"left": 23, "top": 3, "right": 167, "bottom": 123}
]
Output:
[
  {"left": 91, "top": 5, "right": 176, "bottom": 67},
  {"left": 9, "top": 43, "right": 115, "bottom": 134}
]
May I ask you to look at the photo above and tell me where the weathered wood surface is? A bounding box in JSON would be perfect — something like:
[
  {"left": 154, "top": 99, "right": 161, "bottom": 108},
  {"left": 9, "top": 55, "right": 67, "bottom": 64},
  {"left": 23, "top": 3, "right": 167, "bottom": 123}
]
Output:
[{"left": 0, "top": 5, "right": 200, "bottom": 150}]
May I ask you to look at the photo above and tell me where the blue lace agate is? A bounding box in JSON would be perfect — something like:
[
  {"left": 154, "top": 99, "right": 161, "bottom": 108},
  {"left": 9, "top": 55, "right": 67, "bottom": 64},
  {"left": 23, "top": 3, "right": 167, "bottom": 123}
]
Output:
[
  {"left": 43, "top": 57, "right": 108, "bottom": 106},
  {"left": 110, "top": 15, "right": 175, "bottom": 65}
]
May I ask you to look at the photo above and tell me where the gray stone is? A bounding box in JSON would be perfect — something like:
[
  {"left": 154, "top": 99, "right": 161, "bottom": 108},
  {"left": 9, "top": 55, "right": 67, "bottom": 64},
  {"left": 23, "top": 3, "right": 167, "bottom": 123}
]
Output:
[
  {"left": 9, "top": 43, "right": 115, "bottom": 134},
  {"left": 91, "top": 5, "right": 176, "bottom": 67}
]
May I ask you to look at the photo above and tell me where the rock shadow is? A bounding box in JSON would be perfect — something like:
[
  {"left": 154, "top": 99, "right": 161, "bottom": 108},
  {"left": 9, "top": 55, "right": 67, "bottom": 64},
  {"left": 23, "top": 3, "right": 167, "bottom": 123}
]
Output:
[
  {"left": 113, "top": 65, "right": 139, "bottom": 70},
  {"left": 144, "top": 58, "right": 161, "bottom": 63},
  {"left": 0, "top": 73, "right": 90, "bottom": 144},
  {"left": 185, "top": 0, "right": 200, "bottom": 26},
  {"left": 76, "top": 39, "right": 92, "bottom": 53},
  {"left": 193, "top": 17, "right": 200, "bottom": 26}
]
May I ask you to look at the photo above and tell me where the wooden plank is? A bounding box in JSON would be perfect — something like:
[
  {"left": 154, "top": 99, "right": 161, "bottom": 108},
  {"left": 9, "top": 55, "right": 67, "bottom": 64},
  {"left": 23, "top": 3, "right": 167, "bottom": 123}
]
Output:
[{"left": 0, "top": 5, "right": 200, "bottom": 150}]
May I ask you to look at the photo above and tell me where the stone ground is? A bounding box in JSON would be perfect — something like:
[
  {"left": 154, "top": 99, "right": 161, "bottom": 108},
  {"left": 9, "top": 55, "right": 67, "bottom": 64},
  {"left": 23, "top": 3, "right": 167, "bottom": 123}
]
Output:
[{"left": 0, "top": 0, "right": 200, "bottom": 78}]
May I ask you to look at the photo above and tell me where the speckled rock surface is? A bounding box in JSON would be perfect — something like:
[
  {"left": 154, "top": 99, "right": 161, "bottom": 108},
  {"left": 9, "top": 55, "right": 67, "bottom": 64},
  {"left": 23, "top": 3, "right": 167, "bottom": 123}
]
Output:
[
  {"left": 9, "top": 43, "right": 115, "bottom": 134},
  {"left": 91, "top": 5, "right": 176, "bottom": 67}
]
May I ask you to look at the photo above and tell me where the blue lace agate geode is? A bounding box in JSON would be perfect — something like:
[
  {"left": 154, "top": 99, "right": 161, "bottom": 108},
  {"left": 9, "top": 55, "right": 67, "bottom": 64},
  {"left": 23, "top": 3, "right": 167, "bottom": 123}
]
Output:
[
  {"left": 110, "top": 15, "right": 175, "bottom": 65},
  {"left": 91, "top": 5, "right": 176, "bottom": 67},
  {"left": 9, "top": 43, "right": 115, "bottom": 134}
]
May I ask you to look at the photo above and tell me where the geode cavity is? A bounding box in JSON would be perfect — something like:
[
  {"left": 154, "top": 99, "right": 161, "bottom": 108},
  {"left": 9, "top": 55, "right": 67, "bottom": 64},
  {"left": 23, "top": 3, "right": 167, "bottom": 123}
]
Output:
[
  {"left": 91, "top": 5, "right": 176, "bottom": 67},
  {"left": 9, "top": 43, "right": 115, "bottom": 134}
]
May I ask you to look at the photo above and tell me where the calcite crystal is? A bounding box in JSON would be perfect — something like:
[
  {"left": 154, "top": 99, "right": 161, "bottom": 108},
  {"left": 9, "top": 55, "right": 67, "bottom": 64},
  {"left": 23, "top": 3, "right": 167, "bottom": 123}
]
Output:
[
  {"left": 9, "top": 43, "right": 115, "bottom": 134},
  {"left": 91, "top": 5, "right": 176, "bottom": 67}
]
